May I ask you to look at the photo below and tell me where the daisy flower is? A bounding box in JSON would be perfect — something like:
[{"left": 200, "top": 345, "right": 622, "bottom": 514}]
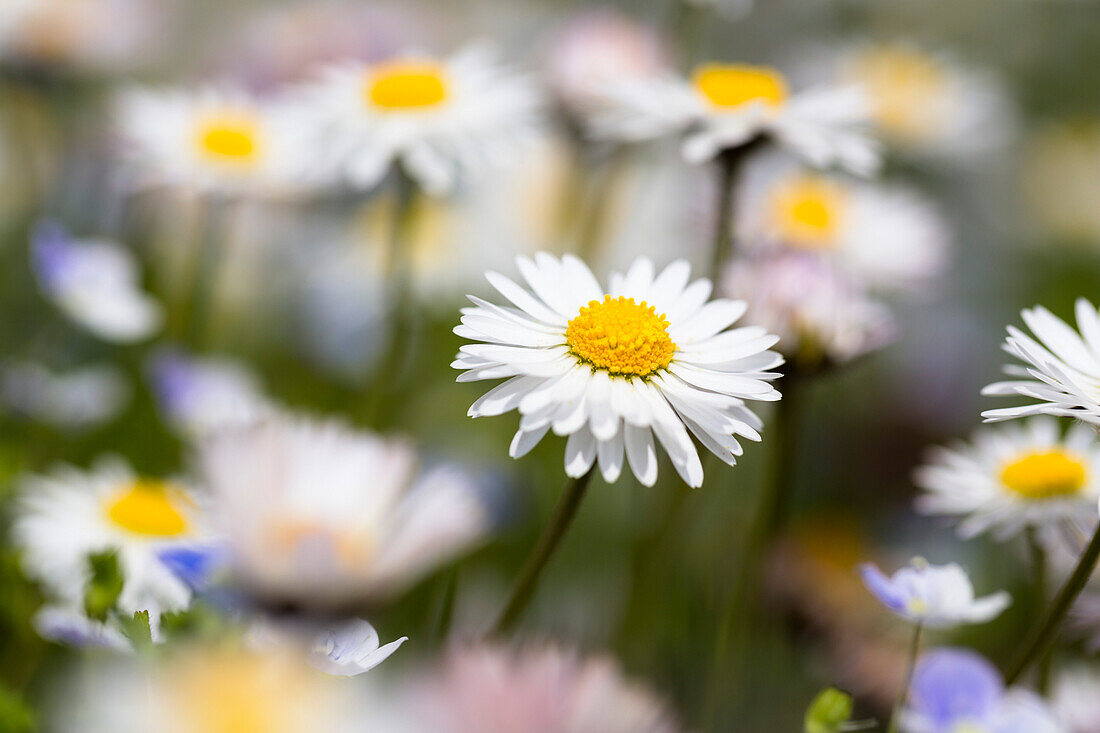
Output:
[
  {"left": 403, "top": 643, "right": 682, "bottom": 733},
  {"left": 736, "top": 155, "right": 949, "bottom": 292},
  {"left": 115, "top": 85, "right": 302, "bottom": 195},
  {"left": 914, "top": 417, "right": 1100, "bottom": 542},
  {"left": 982, "top": 300, "right": 1100, "bottom": 426},
  {"left": 859, "top": 559, "right": 1010, "bottom": 628},
  {"left": 292, "top": 46, "right": 542, "bottom": 194},
  {"left": 454, "top": 253, "right": 783, "bottom": 488},
  {"left": 583, "top": 61, "right": 879, "bottom": 175},
  {"left": 12, "top": 457, "right": 207, "bottom": 622},
  {"left": 901, "top": 648, "right": 1064, "bottom": 733},
  {"left": 31, "top": 220, "right": 163, "bottom": 343},
  {"left": 836, "top": 42, "right": 1015, "bottom": 159},
  {"left": 721, "top": 251, "right": 895, "bottom": 367},
  {"left": 197, "top": 413, "right": 491, "bottom": 608}
]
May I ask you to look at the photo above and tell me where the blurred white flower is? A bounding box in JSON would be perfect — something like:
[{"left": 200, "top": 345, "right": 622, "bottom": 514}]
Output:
[
  {"left": 198, "top": 413, "right": 491, "bottom": 607},
  {"left": 721, "top": 251, "right": 895, "bottom": 367},
  {"left": 455, "top": 253, "right": 783, "bottom": 488},
  {"left": 115, "top": 85, "right": 307, "bottom": 195},
  {"left": 403, "top": 643, "right": 682, "bottom": 733},
  {"left": 1051, "top": 665, "right": 1100, "bottom": 733},
  {"left": 982, "top": 299, "right": 1100, "bottom": 426},
  {"left": 902, "top": 647, "right": 1064, "bottom": 733},
  {"left": 31, "top": 220, "right": 163, "bottom": 343},
  {"left": 53, "top": 646, "right": 360, "bottom": 733},
  {"left": 32, "top": 604, "right": 132, "bottom": 651},
  {"left": 584, "top": 62, "right": 879, "bottom": 175},
  {"left": 0, "top": 361, "right": 129, "bottom": 429},
  {"left": 860, "top": 559, "right": 1010, "bottom": 629},
  {"left": 1022, "top": 119, "right": 1100, "bottom": 245},
  {"left": 915, "top": 417, "right": 1100, "bottom": 543},
  {"left": 146, "top": 349, "right": 272, "bottom": 437},
  {"left": 542, "top": 10, "right": 668, "bottom": 117},
  {"left": 737, "top": 155, "right": 949, "bottom": 292},
  {"left": 836, "top": 42, "right": 1015, "bottom": 159},
  {"left": 291, "top": 46, "right": 543, "bottom": 194},
  {"left": 12, "top": 457, "right": 207, "bottom": 622},
  {"left": 308, "top": 618, "right": 407, "bottom": 677}
]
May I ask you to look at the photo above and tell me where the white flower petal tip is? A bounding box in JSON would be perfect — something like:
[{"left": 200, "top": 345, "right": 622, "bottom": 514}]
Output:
[
  {"left": 309, "top": 618, "right": 407, "bottom": 677},
  {"left": 860, "top": 559, "right": 1009, "bottom": 629},
  {"left": 455, "top": 253, "right": 782, "bottom": 488}
]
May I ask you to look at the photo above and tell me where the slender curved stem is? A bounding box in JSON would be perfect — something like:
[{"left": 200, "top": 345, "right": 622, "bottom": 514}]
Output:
[
  {"left": 1005, "top": 521, "right": 1100, "bottom": 684},
  {"left": 491, "top": 469, "right": 595, "bottom": 635},
  {"left": 706, "top": 137, "right": 767, "bottom": 285},
  {"left": 1026, "top": 529, "right": 1052, "bottom": 692},
  {"left": 886, "top": 623, "right": 923, "bottom": 733}
]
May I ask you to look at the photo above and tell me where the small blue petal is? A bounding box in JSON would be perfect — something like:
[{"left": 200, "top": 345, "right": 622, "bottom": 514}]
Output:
[{"left": 909, "top": 647, "right": 1003, "bottom": 728}]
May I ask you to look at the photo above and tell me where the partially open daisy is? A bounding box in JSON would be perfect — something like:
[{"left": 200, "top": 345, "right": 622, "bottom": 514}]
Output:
[
  {"left": 915, "top": 417, "right": 1100, "bottom": 542},
  {"left": 293, "top": 46, "right": 541, "bottom": 194},
  {"left": 454, "top": 253, "right": 782, "bottom": 488},
  {"left": 115, "top": 86, "right": 300, "bottom": 194},
  {"left": 982, "top": 300, "right": 1100, "bottom": 426},
  {"left": 12, "top": 457, "right": 207, "bottom": 623},
  {"left": 583, "top": 62, "right": 879, "bottom": 174},
  {"left": 197, "top": 413, "right": 491, "bottom": 608},
  {"left": 737, "top": 155, "right": 948, "bottom": 292}
]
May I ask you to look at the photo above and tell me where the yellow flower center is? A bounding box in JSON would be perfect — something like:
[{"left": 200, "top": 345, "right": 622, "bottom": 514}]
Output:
[
  {"left": 1000, "top": 450, "right": 1087, "bottom": 500},
  {"left": 365, "top": 60, "right": 449, "bottom": 109},
  {"left": 847, "top": 45, "right": 946, "bottom": 140},
  {"left": 104, "top": 480, "right": 191, "bottom": 537},
  {"left": 692, "top": 64, "right": 788, "bottom": 109},
  {"left": 267, "top": 519, "right": 374, "bottom": 571},
  {"left": 566, "top": 295, "right": 676, "bottom": 376},
  {"left": 195, "top": 116, "right": 261, "bottom": 164},
  {"left": 769, "top": 175, "right": 847, "bottom": 248}
]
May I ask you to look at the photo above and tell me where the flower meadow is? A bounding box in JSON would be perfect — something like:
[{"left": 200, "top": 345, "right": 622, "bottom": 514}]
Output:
[{"left": 4, "top": 0, "right": 1100, "bottom": 731}]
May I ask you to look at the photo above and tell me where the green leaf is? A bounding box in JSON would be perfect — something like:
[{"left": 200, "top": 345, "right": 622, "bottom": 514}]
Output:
[
  {"left": 805, "top": 687, "right": 854, "bottom": 733},
  {"left": 83, "top": 551, "right": 123, "bottom": 623},
  {"left": 119, "top": 610, "right": 152, "bottom": 651}
]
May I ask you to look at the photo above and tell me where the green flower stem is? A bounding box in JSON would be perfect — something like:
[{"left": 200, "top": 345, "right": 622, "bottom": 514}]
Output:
[
  {"left": 491, "top": 469, "right": 595, "bottom": 635},
  {"left": 706, "top": 137, "right": 767, "bottom": 285},
  {"left": 886, "top": 623, "right": 924, "bottom": 733},
  {"left": 187, "top": 195, "right": 232, "bottom": 350},
  {"left": 1005, "top": 520, "right": 1100, "bottom": 685},
  {"left": 1026, "top": 528, "right": 1052, "bottom": 692}
]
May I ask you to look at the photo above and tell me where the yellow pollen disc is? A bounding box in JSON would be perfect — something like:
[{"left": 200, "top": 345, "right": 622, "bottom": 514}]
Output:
[
  {"left": 1000, "top": 450, "right": 1087, "bottom": 500},
  {"left": 268, "top": 519, "right": 374, "bottom": 570},
  {"left": 692, "top": 64, "right": 788, "bottom": 109},
  {"left": 566, "top": 295, "right": 676, "bottom": 376},
  {"left": 769, "top": 175, "right": 847, "bottom": 249},
  {"left": 195, "top": 116, "right": 261, "bottom": 163},
  {"left": 104, "top": 480, "right": 191, "bottom": 537},
  {"left": 847, "top": 45, "right": 946, "bottom": 139},
  {"left": 365, "top": 60, "right": 449, "bottom": 109}
]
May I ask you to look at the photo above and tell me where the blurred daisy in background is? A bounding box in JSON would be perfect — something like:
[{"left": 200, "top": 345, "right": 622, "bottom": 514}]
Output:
[
  {"left": 914, "top": 417, "right": 1100, "bottom": 543},
  {"left": 401, "top": 643, "right": 682, "bottom": 733},
  {"left": 31, "top": 220, "right": 163, "bottom": 343},
  {"left": 859, "top": 559, "right": 1010, "bottom": 628},
  {"left": 0, "top": 361, "right": 129, "bottom": 430},
  {"left": 836, "top": 42, "right": 1015, "bottom": 160},
  {"left": 292, "top": 46, "right": 543, "bottom": 194},
  {"left": 115, "top": 85, "right": 304, "bottom": 195},
  {"left": 584, "top": 60, "right": 879, "bottom": 174},
  {"left": 1051, "top": 665, "right": 1100, "bottom": 733},
  {"left": 12, "top": 457, "right": 207, "bottom": 625},
  {"left": 541, "top": 9, "right": 668, "bottom": 121},
  {"left": 721, "top": 251, "right": 895, "bottom": 369},
  {"left": 1022, "top": 119, "right": 1100, "bottom": 246},
  {"left": 198, "top": 413, "right": 491, "bottom": 608},
  {"left": 901, "top": 648, "right": 1064, "bottom": 733},
  {"left": 455, "top": 253, "right": 782, "bottom": 488},
  {"left": 146, "top": 349, "right": 272, "bottom": 438},
  {"left": 982, "top": 299, "right": 1100, "bottom": 425},
  {"left": 736, "top": 155, "right": 949, "bottom": 293}
]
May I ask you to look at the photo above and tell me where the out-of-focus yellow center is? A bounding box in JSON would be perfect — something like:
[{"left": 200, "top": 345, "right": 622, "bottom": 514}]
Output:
[
  {"left": 692, "top": 64, "right": 788, "bottom": 109},
  {"left": 847, "top": 45, "right": 946, "bottom": 139},
  {"left": 104, "top": 480, "right": 191, "bottom": 537},
  {"left": 566, "top": 295, "right": 676, "bottom": 376},
  {"left": 268, "top": 519, "right": 374, "bottom": 570},
  {"left": 195, "top": 116, "right": 261, "bottom": 163},
  {"left": 366, "top": 60, "right": 449, "bottom": 109},
  {"left": 769, "top": 175, "right": 847, "bottom": 248},
  {"left": 1000, "top": 450, "right": 1087, "bottom": 500}
]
